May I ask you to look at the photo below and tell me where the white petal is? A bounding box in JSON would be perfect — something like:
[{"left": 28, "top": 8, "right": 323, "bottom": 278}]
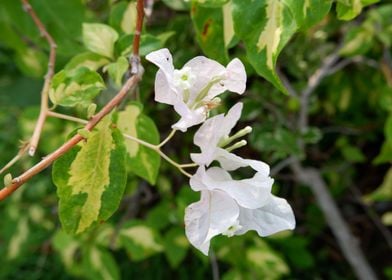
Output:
[
  {"left": 191, "top": 103, "right": 243, "bottom": 166},
  {"left": 154, "top": 70, "right": 178, "bottom": 104},
  {"left": 171, "top": 102, "right": 207, "bottom": 132},
  {"left": 146, "top": 49, "right": 178, "bottom": 105},
  {"left": 216, "top": 148, "right": 270, "bottom": 176},
  {"left": 185, "top": 190, "right": 239, "bottom": 255},
  {"left": 145, "top": 48, "right": 174, "bottom": 76},
  {"left": 202, "top": 166, "right": 273, "bottom": 209},
  {"left": 183, "top": 56, "right": 226, "bottom": 103},
  {"left": 235, "top": 195, "right": 296, "bottom": 237},
  {"left": 220, "top": 102, "right": 243, "bottom": 136},
  {"left": 224, "top": 58, "right": 247, "bottom": 94}
]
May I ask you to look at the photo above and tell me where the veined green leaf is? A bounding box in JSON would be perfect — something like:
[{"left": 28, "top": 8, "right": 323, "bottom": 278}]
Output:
[
  {"left": 191, "top": 3, "right": 229, "bottom": 63},
  {"left": 110, "top": 1, "right": 137, "bottom": 35},
  {"left": 119, "top": 221, "right": 163, "bottom": 261},
  {"left": 52, "top": 116, "right": 127, "bottom": 234},
  {"left": 104, "top": 56, "right": 129, "bottom": 87},
  {"left": 65, "top": 52, "right": 110, "bottom": 72},
  {"left": 286, "top": 0, "right": 332, "bottom": 29},
  {"left": 232, "top": 0, "right": 297, "bottom": 93},
  {"left": 336, "top": 0, "right": 379, "bottom": 21},
  {"left": 83, "top": 23, "right": 119, "bottom": 58},
  {"left": 223, "top": 2, "right": 235, "bottom": 47},
  {"left": 117, "top": 103, "right": 161, "bottom": 185},
  {"left": 49, "top": 67, "right": 105, "bottom": 107}
]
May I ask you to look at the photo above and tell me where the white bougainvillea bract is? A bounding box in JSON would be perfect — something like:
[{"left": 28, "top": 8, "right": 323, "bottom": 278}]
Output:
[{"left": 147, "top": 49, "right": 295, "bottom": 255}]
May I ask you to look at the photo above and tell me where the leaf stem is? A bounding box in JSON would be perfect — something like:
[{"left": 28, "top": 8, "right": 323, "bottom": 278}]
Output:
[
  {"left": 48, "top": 112, "right": 193, "bottom": 178},
  {"left": 47, "top": 111, "right": 88, "bottom": 125},
  {"left": 158, "top": 129, "right": 176, "bottom": 148}
]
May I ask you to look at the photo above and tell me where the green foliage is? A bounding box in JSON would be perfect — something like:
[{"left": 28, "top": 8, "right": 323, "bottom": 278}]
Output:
[
  {"left": 53, "top": 116, "right": 127, "bottom": 234},
  {"left": 49, "top": 67, "right": 105, "bottom": 107},
  {"left": 0, "top": 0, "right": 391, "bottom": 279},
  {"left": 117, "top": 103, "right": 161, "bottom": 185}
]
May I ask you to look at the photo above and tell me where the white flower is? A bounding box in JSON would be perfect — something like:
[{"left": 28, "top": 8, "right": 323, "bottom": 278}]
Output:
[
  {"left": 185, "top": 166, "right": 296, "bottom": 255},
  {"left": 191, "top": 102, "right": 269, "bottom": 175},
  {"left": 145, "top": 48, "right": 247, "bottom": 132}
]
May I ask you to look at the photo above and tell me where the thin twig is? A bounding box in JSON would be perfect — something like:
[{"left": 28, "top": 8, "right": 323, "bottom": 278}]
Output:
[
  {"left": 290, "top": 161, "right": 377, "bottom": 280},
  {"left": 281, "top": 45, "right": 378, "bottom": 279},
  {"left": 47, "top": 111, "right": 88, "bottom": 125},
  {"left": 298, "top": 51, "right": 340, "bottom": 133},
  {"left": 270, "top": 156, "right": 296, "bottom": 176},
  {"left": 210, "top": 249, "right": 220, "bottom": 280},
  {"left": 21, "top": 0, "right": 57, "bottom": 156},
  {"left": 349, "top": 185, "right": 392, "bottom": 251},
  {"left": 0, "top": 144, "right": 29, "bottom": 175},
  {"left": 0, "top": 0, "right": 146, "bottom": 201},
  {"left": 0, "top": 75, "right": 140, "bottom": 201}
]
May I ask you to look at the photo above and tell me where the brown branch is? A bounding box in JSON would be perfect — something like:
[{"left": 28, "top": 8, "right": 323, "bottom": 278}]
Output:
[
  {"left": 0, "top": 0, "right": 146, "bottom": 201},
  {"left": 130, "top": 0, "right": 145, "bottom": 74},
  {"left": 290, "top": 162, "right": 377, "bottom": 280},
  {"left": 0, "top": 75, "right": 140, "bottom": 201},
  {"left": 21, "top": 0, "right": 57, "bottom": 156}
]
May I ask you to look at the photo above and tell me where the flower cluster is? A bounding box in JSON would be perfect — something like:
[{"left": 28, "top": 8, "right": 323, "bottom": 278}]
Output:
[{"left": 147, "top": 49, "right": 295, "bottom": 255}]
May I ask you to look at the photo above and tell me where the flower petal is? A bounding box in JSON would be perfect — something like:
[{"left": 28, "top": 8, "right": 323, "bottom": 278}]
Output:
[
  {"left": 224, "top": 58, "right": 247, "bottom": 94},
  {"left": 191, "top": 103, "right": 243, "bottom": 166},
  {"left": 216, "top": 148, "right": 271, "bottom": 176},
  {"left": 183, "top": 56, "right": 226, "bottom": 103},
  {"left": 235, "top": 195, "right": 296, "bottom": 237},
  {"left": 185, "top": 190, "right": 239, "bottom": 255},
  {"left": 146, "top": 48, "right": 178, "bottom": 104},
  {"left": 191, "top": 166, "right": 273, "bottom": 209},
  {"left": 171, "top": 102, "right": 207, "bottom": 132}
]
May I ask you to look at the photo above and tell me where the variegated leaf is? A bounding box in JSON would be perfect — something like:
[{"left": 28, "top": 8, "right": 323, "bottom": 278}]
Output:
[{"left": 52, "top": 116, "right": 127, "bottom": 234}]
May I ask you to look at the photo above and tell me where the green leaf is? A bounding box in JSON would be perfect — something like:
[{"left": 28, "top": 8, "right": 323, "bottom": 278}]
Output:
[
  {"left": 83, "top": 23, "right": 119, "bottom": 58},
  {"left": 340, "top": 26, "right": 374, "bottom": 57},
  {"left": 65, "top": 52, "right": 110, "bottom": 72},
  {"left": 117, "top": 103, "right": 161, "bottom": 185},
  {"left": 119, "top": 221, "right": 163, "bottom": 261},
  {"left": 49, "top": 67, "right": 105, "bottom": 107},
  {"left": 163, "top": 228, "right": 189, "bottom": 268},
  {"left": 52, "top": 116, "right": 127, "bottom": 234},
  {"left": 110, "top": 1, "right": 137, "bottom": 34},
  {"left": 336, "top": 0, "right": 379, "bottom": 21},
  {"left": 116, "top": 33, "right": 172, "bottom": 57},
  {"left": 232, "top": 0, "right": 298, "bottom": 93},
  {"left": 104, "top": 56, "right": 129, "bottom": 87},
  {"left": 162, "top": 0, "right": 190, "bottom": 10},
  {"left": 245, "top": 239, "right": 290, "bottom": 278},
  {"left": 286, "top": 0, "right": 332, "bottom": 29},
  {"left": 193, "top": 0, "right": 230, "bottom": 7},
  {"left": 14, "top": 48, "right": 47, "bottom": 78},
  {"left": 191, "top": 4, "right": 229, "bottom": 63},
  {"left": 83, "top": 246, "right": 120, "bottom": 280},
  {"left": 52, "top": 230, "right": 84, "bottom": 276},
  {"left": 365, "top": 168, "right": 392, "bottom": 202},
  {"left": 1, "top": 0, "right": 85, "bottom": 56}
]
